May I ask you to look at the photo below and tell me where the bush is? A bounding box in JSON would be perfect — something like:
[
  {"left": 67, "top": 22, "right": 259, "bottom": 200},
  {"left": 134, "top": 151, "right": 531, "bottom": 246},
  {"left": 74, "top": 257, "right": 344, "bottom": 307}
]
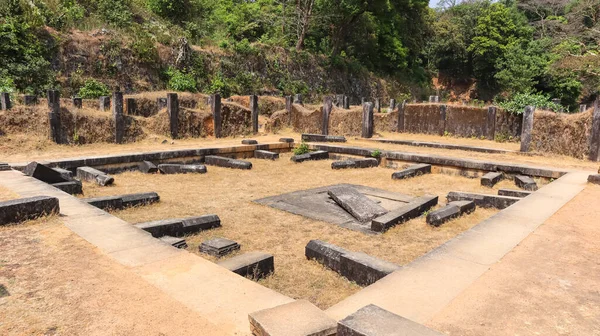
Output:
[
  {"left": 96, "top": 0, "right": 132, "bottom": 27},
  {"left": 207, "top": 72, "right": 231, "bottom": 97},
  {"left": 166, "top": 68, "right": 197, "bottom": 92},
  {"left": 293, "top": 142, "right": 310, "bottom": 155},
  {"left": 78, "top": 79, "right": 110, "bottom": 99},
  {"left": 146, "top": 0, "right": 188, "bottom": 21},
  {"left": 496, "top": 93, "right": 563, "bottom": 114},
  {"left": 130, "top": 29, "right": 158, "bottom": 64}
]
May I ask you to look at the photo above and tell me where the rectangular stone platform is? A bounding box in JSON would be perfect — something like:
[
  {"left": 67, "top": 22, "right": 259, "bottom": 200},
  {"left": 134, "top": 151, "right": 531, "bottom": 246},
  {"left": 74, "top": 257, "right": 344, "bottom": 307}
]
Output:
[
  {"left": 328, "top": 186, "right": 388, "bottom": 222},
  {"left": 249, "top": 300, "right": 337, "bottom": 336},
  {"left": 218, "top": 252, "right": 274, "bottom": 280},
  {"left": 205, "top": 155, "right": 252, "bottom": 170},
  {"left": 331, "top": 158, "right": 379, "bottom": 170},
  {"left": 121, "top": 192, "right": 160, "bottom": 207},
  {"left": 447, "top": 191, "right": 520, "bottom": 209},
  {"left": 371, "top": 195, "right": 438, "bottom": 232},
  {"left": 0, "top": 196, "right": 60, "bottom": 225},
  {"left": 498, "top": 189, "right": 532, "bottom": 198},
  {"left": 254, "top": 150, "right": 279, "bottom": 160},
  {"left": 76, "top": 166, "right": 114, "bottom": 186},
  {"left": 135, "top": 214, "right": 221, "bottom": 237},
  {"left": 158, "top": 164, "right": 207, "bottom": 174},
  {"left": 480, "top": 172, "right": 502, "bottom": 187}
]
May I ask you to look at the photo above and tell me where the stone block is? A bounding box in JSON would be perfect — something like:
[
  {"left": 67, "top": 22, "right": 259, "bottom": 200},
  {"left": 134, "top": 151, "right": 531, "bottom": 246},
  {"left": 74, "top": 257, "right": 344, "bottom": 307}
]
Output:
[
  {"left": 135, "top": 214, "right": 221, "bottom": 238},
  {"left": 391, "top": 163, "right": 431, "bottom": 180},
  {"left": 24, "top": 95, "right": 37, "bottom": 105},
  {"left": 242, "top": 139, "right": 258, "bottom": 145},
  {"left": 429, "top": 95, "right": 440, "bottom": 103},
  {"left": 250, "top": 94, "right": 259, "bottom": 133},
  {"left": 112, "top": 92, "right": 124, "bottom": 144},
  {"left": 279, "top": 138, "right": 294, "bottom": 143},
  {"left": 99, "top": 96, "right": 110, "bottom": 111},
  {"left": 514, "top": 175, "right": 538, "bottom": 191},
  {"left": 294, "top": 94, "right": 303, "bottom": 105},
  {"left": 371, "top": 195, "right": 438, "bottom": 232},
  {"left": 301, "top": 134, "right": 347, "bottom": 142},
  {"left": 305, "top": 239, "right": 350, "bottom": 273},
  {"left": 76, "top": 166, "right": 114, "bottom": 186},
  {"left": 160, "top": 236, "right": 188, "bottom": 249},
  {"left": 211, "top": 93, "right": 222, "bottom": 138},
  {"left": 396, "top": 100, "right": 404, "bottom": 131},
  {"left": 328, "top": 186, "right": 388, "bottom": 222},
  {"left": 291, "top": 153, "right": 311, "bottom": 163},
  {"left": 338, "top": 304, "right": 444, "bottom": 336},
  {"left": 52, "top": 167, "right": 73, "bottom": 180},
  {"left": 331, "top": 158, "right": 379, "bottom": 170},
  {"left": 0, "top": 196, "right": 60, "bottom": 225},
  {"left": 362, "top": 102, "right": 374, "bottom": 138},
  {"left": 51, "top": 181, "right": 83, "bottom": 195},
  {"left": 0, "top": 163, "right": 11, "bottom": 171},
  {"left": 121, "top": 192, "right": 160, "bottom": 208},
  {"left": 249, "top": 300, "right": 337, "bottom": 336},
  {"left": 217, "top": 252, "right": 274, "bottom": 280},
  {"left": 157, "top": 164, "right": 207, "bottom": 174},
  {"left": 83, "top": 196, "right": 123, "bottom": 210},
  {"left": 498, "top": 189, "right": 532, "bottom": 198},
  {"left": 24, "top": 161, "right": 70, "bottom": 184},
  {"left": 167, "top": 93, "right": 179, "bottom": 139},
  {"left": 199, "top": 238, "right": 240, "bottom": 257},
  {"left": 126, "top": 98, "right": 137, "bottom": 115},
  {"left": 447, "top": 191, "right": 520, "bottom": 209},
  {"left": 481, "top": 172, "right": 503, "bottom": 187},
  {"left": 323, "top": 96, "right": 332, "bottom": 135},
  {"left": 426, "top": 200, "right": 475, "bottom": 227},
  {"left": 344, "top": 96, "right": 350, "bottom": 109},
  {"left": 340, "top": 252, "right": 401, "bottom": 286},
  {"left": 309, "top": 150, "right": 329, "bottom": 160},
  {"left": 139, "top": 161, "right": 158, "bottom": 173},
  {"left": 254, "top": 150, "right": 279, "bottom": 160},
  {"left": 0, "top": 92, "right": 11, "bottom": 110},
  {"left": 47, "top": 90, "right": 62, "bottom": 144},
  {"left": 588, "top": 174, "right": 600, "bottom": 185},
  {"left": 589, "top": 99, "right": 600, "bottom": 161},
  {"left": 205, "top": 155, "right": 252, "bottom": 170},
  {"left": 157, "top": 97, "right": 167, "bottom": 110},
  {"left": 520, "top": 106, "right": 535, "bottom": 152}
]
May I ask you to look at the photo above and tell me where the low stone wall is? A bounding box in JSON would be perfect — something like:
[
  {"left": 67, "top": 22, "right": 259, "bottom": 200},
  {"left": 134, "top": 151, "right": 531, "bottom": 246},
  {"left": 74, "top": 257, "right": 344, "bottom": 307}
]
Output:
[
  {"left": 530, "top": 109, "right": 593, "bottom": 160},
  {"left": 445, "top": 106, "right": 488, "bottom": 137},
  {"left": 404, "top": 104, "right": 442, "bottom": 135}
]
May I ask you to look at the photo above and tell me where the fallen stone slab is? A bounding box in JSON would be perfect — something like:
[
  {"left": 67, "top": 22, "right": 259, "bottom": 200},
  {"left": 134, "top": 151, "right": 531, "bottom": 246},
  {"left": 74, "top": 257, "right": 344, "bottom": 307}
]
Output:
[
  {"left": 205, "top": 155, "right": 252, "bottom": 170},
  {"left": 121, "top": 192, "right": 160, "bottom": 208},
  {"left": 199, "top": 238, "right": 240, "bottom": 257},
  {"left": 447, "top": 191, "right": 520, "bottom": 209},
  {"left": 371, "top": 195, "right": 438, "bottom": 232},
  {"left": 159, "top": 235, "right": 188, "bottom": 249},
  {"left": 498, "top": 189, "right": 533, "bottom": 198},
  {"left": 139, "top": 161, "right": 158, "bottom": 173},
  {"left": 249, "top": 300, "right": 337, "bottom": 336},
  {"left": 391, "top": 163, "right": 431, "bottom": 180},
  {"left": 588, "top": 174, "right": 600, "bottom": 185},
  {"left": 426, "top": 200, "right": 476, "bottom": 227},
  {"left": 24, "top": 161, "right": 69, "bottom": 184},
  {"left": 305, "top": 239, "right": 351, "bottom": 273},
  {"left": 331, "top": 158, "right": 379, "bottom": 170},
  {"left": 83, "top": 192, "right": 159, "bottom": 210},
  {"left": 52, "top": 167, "right": 73, "bottom": 180},
  {"left": 135, "top": 214, "right": 221, "bottom": 237},
  {"left": 0, "top": 196, "right": 60, "bottom": 225},
  {"left": 242, "top": 139, "right": 258, "bottom": 145},
  {"left": 340, "top": 251, "right": 402, "bottom": 286},
  {"left": 515, "top": 175, "right": 538, "bottom": 191},
  {"left": 254, "top": 150, "right": 279, "bottom": 160},
  {"left": 301, "top": 133, "right": 347, "bottom": 143},
  {"left": 217, "top": 252, "right": 274, "bottom": 280},
  {"left": 481, "top": 172, "right": 502, "bottom": 187},
  {"left": 291, "top": 150, "right": 330, "bottom": 163},
  {"left": 0, "top": 163, "right": 10, "bottom": 171},
  {"left": 338, "top": 304, "right": 444, "bottom": 336},
  {"left": 278, "top": 137, "right": 294, "bottom": 143},
  {"left": 157, "top": 163, "right": 207, "bottom": 174},
  {"left": 76, "top": 166, "right": 114, "bottom": 186},
  {"left": 291, "top": 153, "right": 311, "bottom": 163},
  {"left": 328, "top": 186, "right": 388, "bottom": 222},
  {"left": 83, "top": 195, "right": 123, "bottom": 210},
  {"left": 51, "top": 181, "right": 83, "bottom": 195}
]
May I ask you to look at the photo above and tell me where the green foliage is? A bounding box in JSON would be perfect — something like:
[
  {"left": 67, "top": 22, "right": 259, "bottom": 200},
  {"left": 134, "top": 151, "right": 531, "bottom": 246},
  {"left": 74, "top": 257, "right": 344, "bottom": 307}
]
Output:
[
  {"left": 146, "top": 0, "right": 188, "bottom": 21},
  {"left": 130, "top": 28, "right": 158, "bottom": 64},
  {"left": 96, "top": 0, "right": 132, "bottom": 27},
  {"left": 494, "top": 39, "right": 554, "bottom": 94},
  {"left": 207, "top": 72, "right": 231, "bottom": 97},
  {"left": 166, "top": 68, "right": 197, "bottom": 92},
  {"left": 78, "top": 79, "right": 110, "bottom": 99},
  {"left": 293, "top": 142, "right": 310, "bottom": 155},
  {"left": 496, "top": 93, "right": 563, "bottom": 115},
  {"left": 49, "top": 0, "right": 85, "bottom": 30},
  {"left": 371, "top": 149, "right": 382, "bottom": 158}
]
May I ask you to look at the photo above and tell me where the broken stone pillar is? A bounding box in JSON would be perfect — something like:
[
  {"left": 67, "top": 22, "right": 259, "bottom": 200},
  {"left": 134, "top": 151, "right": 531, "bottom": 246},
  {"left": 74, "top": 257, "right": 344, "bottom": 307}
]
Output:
[
  {"left": 374, "top": 98, "right": 381, "bottom": 113},
  {"left": 211, "top": 93, "right": 222, "bottom": 138},
  {"left": 361, "top": 102, "right": 374, "bottom": 138},
  {"left": 294, "top": 94, "right": 303, "bottom": 105},
  {"left": 0, "top": 93, "right": 10, "bottom": 110},
  {"left": 72, "top": 97, "right": 82, "bottom": 108},
  {"left": 397, "top": 100, "right": 405, "bottom": 132},
  {"left": 99, "top": 96, "right": 110, "bottom": 111},
  {"left": 47, "top": 90, "right": 62, "bottom": 144},
  {"left": 285, "top": 95, "right": 293, "bottom": 125},
  {"left": 429, "top": 95, "right": 439, "bottom": 103},
  {"left": 250, "top": 94, "right": 259, "bottom": 134},
  {"left": 167, "top": 93, "right": 179, "bottom": 139},
  {"left": 343, "top": 96, "right": 350, "bottom": 109},
  {"left": 112, "top": 91, "right": 124, "bottom": 144},
  {"left": 486, "top": 106, "right": 497, "bottom": 140},
  {"left": 589, "top": 99, "right": 600, "bottom": 161},
  {"left": 580, "top": 104, "right": 587, "bottom": 112},
  {"left": 322, "top": 96, "right": 332, "bottom": 135},
  {"left": 438, "top": 104, "right": 447, "bottom": 136},
  {"left": 24, "top": 95, "right": 37, "bottom": 106},
  {"left": 389, "top": 99, "right": 396, "bottom": 113},
  {"left": 126, "top": 98, "right": 136, "bottom": 115},
  {"left": 520, "top": 105, "right": 535, "bottom": 152},
  {"left": 157, "top": 97, "right": 167, "bottom": 110}
]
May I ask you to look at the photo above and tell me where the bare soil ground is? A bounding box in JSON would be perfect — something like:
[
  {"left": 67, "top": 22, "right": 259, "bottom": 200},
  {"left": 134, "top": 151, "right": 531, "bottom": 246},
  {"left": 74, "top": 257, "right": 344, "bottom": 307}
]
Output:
[
  {"left": 0, "top": 217, "right": 226, "bottom": 336},
  {"left": 79, "top": 154, "right": 513, "bottom": 308},
  {"left": 428, "top": 185, "right": 600, "bottom": 335}
]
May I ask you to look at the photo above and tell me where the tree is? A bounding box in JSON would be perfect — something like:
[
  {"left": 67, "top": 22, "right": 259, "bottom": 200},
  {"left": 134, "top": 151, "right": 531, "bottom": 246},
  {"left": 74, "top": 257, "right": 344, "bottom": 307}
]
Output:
[{"left": 295, "top": 0, "right": 315, "bottom": 50}]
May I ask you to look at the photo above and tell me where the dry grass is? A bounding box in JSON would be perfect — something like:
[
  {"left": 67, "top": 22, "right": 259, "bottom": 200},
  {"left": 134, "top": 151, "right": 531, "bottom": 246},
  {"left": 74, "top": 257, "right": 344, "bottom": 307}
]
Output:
[{"left": 80, "top": 154, "right": 512, "bottom": 308}]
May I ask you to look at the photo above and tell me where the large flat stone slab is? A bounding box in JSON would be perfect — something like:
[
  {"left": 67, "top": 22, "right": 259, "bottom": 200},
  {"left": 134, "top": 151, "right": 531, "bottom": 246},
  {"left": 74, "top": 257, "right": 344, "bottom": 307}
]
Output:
[
  {"left": 331, "top": 158, "right": 379, "bottom": 170},
  {"left": 135, "top": 214, "right": 221, "bottom": 237},
  {"left": 426, "top": 201, "right": 476, "bottom": 227},
  {"left": 254, "top": 150, "right": 279, "bottom": 160},
  {"left": 218, "top": 252, "right": 274, "bottom": 280},
  {"left": 249, "top": 300, "right": 337, "bottom": 336},
  {"left": 0, "top": 196, "right": 60, "bottom": 225},
  {"left": 139, "top": 161, "right": 158, "bottom": 173},
  {"left": 328, "top": 186, "right": 388, "bottom": 222},
  {"left": 291, "top": 150, "right": 330, "bottom": 163},
  {"left": 371, "top": 195, "right": 438, "bottom": 232},
  {"left": 24, "top": 161, "right": 69, "bottom": 184},
  {"left": 205, "top": 155, "right": 252, "bottom": 170},
  {"left": 158, "top": 164, "right": 207, "bottom": 174},
  {"left": 498, "top": 189, "right": 532, "bottom": 198},
  {"left": 340, "top": 252, "right": 402, "bottom": 286},
  {"left": 305, "top": 239, "right": 351, "bottom": 273},
  {"left": 446, "top": 191, "right": 520, "bottom": 209},
  {"left": 83, "top": 192, "right": 159, "bottom": 210},
  {"left": 391, "top": 164, "right": 431, "bottom": 180},
  {"left": 200, "top": 238, "right": 241, "bottom": 257},
  {"left": 301, "top": 134, "right": 347, "bottom": 143},
  {"left": 76, "top": 166, "right": 114, "bottom": 186}
]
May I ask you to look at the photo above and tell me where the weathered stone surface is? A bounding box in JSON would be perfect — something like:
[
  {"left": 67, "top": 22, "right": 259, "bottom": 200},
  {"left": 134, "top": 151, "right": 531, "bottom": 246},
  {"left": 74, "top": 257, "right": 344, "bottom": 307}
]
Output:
[
  {"left": 52, "top": 167, "right": 73, "bottom": 180},
  {"left": 371, "top": 195, "right": 438, "bottom": 232},
  {"left": 47, "top": 90, "right": 62, "bottom": 144},
  {"left": 254, "top": 150, "right": 279, "bottom": 160},
  {"left": 396, "top": 100, "right": 404, "bottom": 131},
  {"left": 157, "top": 97, "right": 167, "bottom": 110},
  {"left": 112, "top": 91, "right": 124, "bottom": 144},
  {"left": 72, "top": 97, "right": 82, "bottom": 108},
  {"left": 426, "top": 200, "right": 475, "bottom": 227},
  {"left": 515, "top": 175, "right": 538, "bottom": 191},
  {"left": 167, "top": 93, "right": 179, "bottom": 139},
  {"left": 497, "top": 189, "right": 533, "bottom": 198},
  {"left": 391, "top": 163, "right": 432, "bottom": 180},
  {"left": 135, "top": 214, "right": 221, "bottom": 237},
  {"left": 199, "top": 237, "right": 240, "bottom": 257},
  {"left": 205, "top": 155, "right": 252, "bottom": 170},
  {"left": 520, "top": 105, "right": 535, "bottom": 152},
  {"left": 24, "top": 162, "right": 69, "bottom": 184},
  {"left": 157, "top": 163, "right": 207, "bottom": 174},
  {"left": 0, "top": 196, "right": 60, "bottom": 225},
  {"left": 126, "top": 98, "right": 136, "bottom": 115},
  {"left": 305, "top": 239, "right": 350, "bottom": 274},
  {"left": 23, "top": 95, "right": 37, "bottom": 106},
  {"left": 291, "top": 153, "right": 311, "bottom": 163},
  {"left": 481, "top": 172, "right": 503, "bottom": 187},
  {"left": 279, "top": 138, "right": 294, "bottom": 143},
  {"left": 99, "top": 96, "right": 110, "bottom": 111},
  {"left": 76, "top": 166, "right": 114, "bottom": 186},
  {"left": 331, "top": 158, "right": 379, "bottom": 170},
  {"left": 159, "top": 235, "right": 188, "bottom": 249},
  {"left": 121, "top": 192, "right": 160, "bottom": 208},
  {"left": 51, "top": 181, "right": 83, "bottom": 195},
  {"left": 338, "top": 304, "right": 444, "bottom": 336},
  {"left": 285, "top": 95, "right": 293, "bottom": 124},
  {"left": 323, "top": 96, "right": 333, "bottom": 135},
  {"left": 291, "top": 150, "right": 330, "bottom": 163},
  {"left": 328, "top": 186, "right": 388, "bottom": 222},
  {"left": 362, "top": 102, "right": 374, "bottom": 138},
  {"left": 447, "top": 191, "right": 520, "bottom": 209},
  {"left": 83, "top": 195, "right": 123, "bottom": 210},
  {"left": 250, "top": 94, "right": 259, "bottom": 134},
  {"left": 486, "top": 106, "right": 497, "bottom": 140},
  {"left": 429, "top": 95, "right": 440, "bottom": 103},
  {"left": 211, "top": 93, "right": 222, "bottom": 138},
  {"left": 249, "top": 300, "right": 337, "bottom": 336},
  {"left": 294, "top": 94, "right": 303, "bottom": 105},
  {"left": 242, "top": 139, "right": 258, "bottom": 145},
  {"left": 340, "top": 252, "right": 401, "bottom": 286},
  {"left": 301, "top": 134, "right": 347, "bottom": 142},
  {"left": 0, "top": 163, "right": 11, "bottom": 171},
  {"left": 588, "top": 174, "right": 600, "bottom": 185},
  {"left": 0, "top": 92, "right": 11, "bottom": 110},
  {"left": 589, "top": 99, "right": 600, "bottom": 161},
  {"left": 344, "top": 96, "right": 350, "bottom": 109},
  {"left": 217, "top": 252, "right": 274, "bottom": 279},
  {"left": 139, "top": 161, "right": 158, "bottom": 173}
]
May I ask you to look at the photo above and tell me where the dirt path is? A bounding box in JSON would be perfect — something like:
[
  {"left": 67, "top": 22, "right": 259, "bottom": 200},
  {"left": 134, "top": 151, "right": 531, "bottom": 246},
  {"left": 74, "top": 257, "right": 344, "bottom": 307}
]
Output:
[
  {"left": 427, "top": 185, "right": 600, "bottom": 335},
  {"left": 0, "top": 218, "right": 226, "bottom": 336}
]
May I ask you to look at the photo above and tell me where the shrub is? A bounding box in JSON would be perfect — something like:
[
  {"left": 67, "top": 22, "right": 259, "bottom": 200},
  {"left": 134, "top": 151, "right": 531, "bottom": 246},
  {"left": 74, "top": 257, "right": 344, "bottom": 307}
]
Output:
[
  {"left": 146, "top": 0, "right": 188, "bottom": 21},
  {"left": 96, "top": 0, "right": 132, "bottom": 27},
  {"left": 496, "top": 92, "right": 563, "bottom": 114},
  {"left": 371, "top": 149, "right": 382, "bottom": 158},
  {"left": 166, "top": 68, "right": 197, "bottom": 92},
  {"left": 207, "top": 72, "right": 231, "bottom": 97},
  {"left": 293, "top": 142, "right": 310, "bottom": 155},
  {"left": 78, "top": 79, "right": 110, "bottom": 99},
  {"left": 130, "top": 29, "right": 158, "bottom": 64}
]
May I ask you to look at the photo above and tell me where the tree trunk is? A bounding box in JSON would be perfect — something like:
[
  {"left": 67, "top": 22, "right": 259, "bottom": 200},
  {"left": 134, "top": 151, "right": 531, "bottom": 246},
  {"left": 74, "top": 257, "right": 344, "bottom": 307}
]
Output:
[{"left": 296, "top": 0, "right": 314, "bottom": 51}]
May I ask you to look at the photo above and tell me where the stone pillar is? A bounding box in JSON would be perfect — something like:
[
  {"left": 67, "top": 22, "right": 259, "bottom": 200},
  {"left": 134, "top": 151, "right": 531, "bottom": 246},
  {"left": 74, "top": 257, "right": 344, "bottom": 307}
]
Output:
[
  {"left": 361, "top": 102, "right": 374, "bottom": 138},
  {"left": 250, "top": 94, "right": 259, "bottom": 134},
  {"left": 157, "top": 97, "right": 167, "bottom": 110},
  {"left": 0, "top": 93, "right": 10, "bottom": 110},
  {"left": 294, "top": 94, "right": 302, "bottom": 105},
  {"left": 335, "top": 94, "right": 344, "bottom": 107},
  {"left": 47, "top": 90, "right": 62, "bottom": 144},
  {"left": 24, "top": 95, "right": 37, "bottom": 106},
  {"left": 429, "top": 95, "right": 439, "bottom": 103},
  {"left": 520, "top": 106, "right": 535, "bottom": 152},
  {"left": 73, "top": 97, "right": 82, "bottom": 108},
  {"left": 397, "top": 100, "right": 406, "bottom": 133},
  {"left": 126, "top": 98, "right": 136, "bottom": 115},
  {"left": 389, "top": 99, "right": 396, "bottom": 113},
  {"left": 285, "top": 95, "right": 293, "bottom": 125},
  {"left": 486, "top": 106, "right": 497, "bottom": 140},
  {"left": 374, "top": 98, "right": 381, "bottom": 113},
  {"left": 322, "top": 96, "right": 332, "bottom": 135},
  {"left": 211, "top": 93, "right": 222, "bottom": 138},
  {"left": 112, "top": 91, "right": 124, "bottom": 144},
  {"left": 588, "top": 99, "right": 600, "bottom": 161},
  {"left": 361, "top": 97, "right": 365, "bottom": 106},
  {"left": 99, "top": 96, "right": 110, "bottom": 111},
  {"left": 343, "top": 96, "right": 350, "bottom": 109},
  {"left": 580, "top": 104, "right": 587, "bottom": 112},
  {"left": 439, "top": 104, "right": 447, "bottom": 136},
  {"left": 167, "top": 93, "right": 179, "bottom": 139}
]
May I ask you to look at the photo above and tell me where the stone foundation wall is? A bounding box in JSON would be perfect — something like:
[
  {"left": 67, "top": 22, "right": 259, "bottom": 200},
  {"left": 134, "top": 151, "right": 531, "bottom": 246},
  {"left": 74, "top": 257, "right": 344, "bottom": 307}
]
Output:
[
  {"left": 404, "top": 104, "right": 441, "bottom": 134},
  {"left": 530, "top": 109, "right": 593, "bottom": 160},
  {"left": 444, "top": 106, "right": 488, "bottom": 137}
]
